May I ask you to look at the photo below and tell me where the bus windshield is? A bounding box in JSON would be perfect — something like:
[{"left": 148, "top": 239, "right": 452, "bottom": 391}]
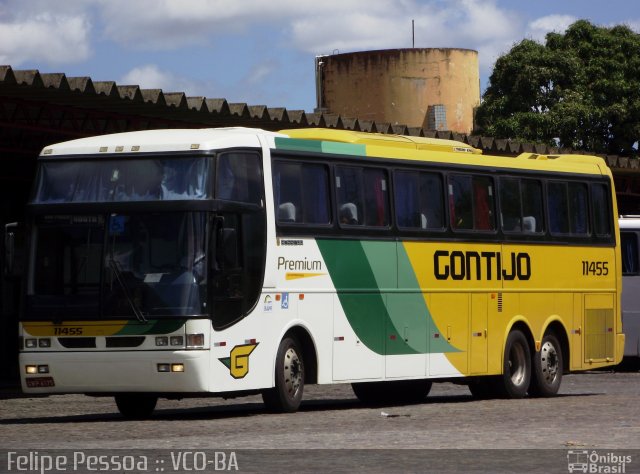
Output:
[
  {"left": 32, "top": 157, "right": 211, "bottom": 203},
  {"left": 27, "top": 212, "right": 208, "bottom": 320}
]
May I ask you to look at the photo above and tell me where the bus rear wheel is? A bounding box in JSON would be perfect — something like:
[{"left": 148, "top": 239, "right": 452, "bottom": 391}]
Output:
[
  {"left": 262, "top": 336, "right": 305, "bottom": 413},
  {"left": 496, "top": 329, "right": 531, "bottom": 399},
  {"left": 529, "top": 333, "right": 563, "bottom": 397},
  {"left": 114, "top": 394, "right": 158, "bottom": 419},
  {"left": 352, "top": 379, "right": 432, "bottom": 405}
]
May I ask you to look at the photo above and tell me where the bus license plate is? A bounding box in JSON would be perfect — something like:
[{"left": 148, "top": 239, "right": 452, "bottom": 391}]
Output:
[{"left": 26, "top": 377, "right": 55, "bottom": 388}]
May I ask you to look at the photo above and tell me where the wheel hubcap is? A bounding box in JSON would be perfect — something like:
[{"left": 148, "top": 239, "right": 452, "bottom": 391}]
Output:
[
  {"left": 283, "top": 347, "right": 302, "bottom": 398},
  {"left": 509, "top": 343, "right": 527, "bottom": 387},
  {"left": 540, "top": 341, "right": 559, "bottom": 385}
]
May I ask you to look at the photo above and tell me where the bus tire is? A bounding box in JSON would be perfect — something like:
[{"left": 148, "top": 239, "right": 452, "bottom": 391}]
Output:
[
  {"left": 262, "top": 336, "right": 305, "bottom": 413},
  {"left": 114, "top": 394, "right": 157, "bottom": 419},
  {"left": 497, "top": 329, "right": 531, "bottom": 399},
  {"left": 529, "top": 333, "right": 563, "bottom": 397},
  {"left": 352, "top": 379, "right": 432, "bottom": 405}
]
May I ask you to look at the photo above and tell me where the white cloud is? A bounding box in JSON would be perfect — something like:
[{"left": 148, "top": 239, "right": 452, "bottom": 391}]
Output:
[
  {"left": 0, "top": 0, "right": 553, "bottom": 105},
  {"left": 527, "top": 14, "right": 577, "bottom": 43},
  {"left": 92, "top": 0, "right": 523, "bottom": 60},
  {"left": 288, "top": 0, "right": 523, "bottom": 90},
  {"left": 244, "top": 62, "right": 277, "bottom": 87},
  {"left": 0, "top": 12, "right": 92, "bottom": 66},
  {"left": 119, "top": 64, "right": 214, "bottom": 96}
]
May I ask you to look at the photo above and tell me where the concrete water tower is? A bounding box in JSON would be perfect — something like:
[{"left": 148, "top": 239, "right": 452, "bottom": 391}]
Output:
[{"left": 315, "top": 48, "right": 480, "bottom": 134}]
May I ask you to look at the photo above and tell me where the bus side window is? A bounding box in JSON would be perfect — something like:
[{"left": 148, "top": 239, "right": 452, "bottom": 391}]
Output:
[
  {"left": 335, "top": 166, "right": 390, "bottom": 228},
  {"left": 449, "top": 174, "right": 495, "bottom": 231},
  {"left": 216, "top": 152, "right": 262, "bottom": 204},
  {"left": 273, "top": 162, "right": 301, "bottom": 223},
  {"left": 395, "top": 171, "right": 444, "bottom": 230},
  {"left": 420, "top": 173, "right": 444, "bottom": 229},
  {"left": 363, "top": 168, "right": 389, "bottom": 227},
  {"left": 473, "top": 176, "right": 495, "bottom": 230},
  {"left": 568, "top": 183, "right": 589, "bottom": 235},
  {"left": 591, "top": 183, "right": 611, "bottom": 236},
  {"left": 273, "top": 161, "right": 330, "bottom": 225},
  {"left": 622, "top": 232, "right": 639, "bottom": 275},
  {"left": 548, "top": 182, "right": 570, "bottom": 234},
  {"left": 499, "top": 178, "right": 521, "bottom": 231},
  {"left": 449, "top": 175, "right": 473, "bottom": 230},
  {"left": 500, "top": 178, "right": 544, "bottom": 234},
  {"left": 335, "top": 166, "right": 363, "bottom": 226},
  {"left": 521, "top": 179, "right": 544, "bottom": 233},
  {"left": 394, "top": 171, "right": 419, "bottom": 228}
]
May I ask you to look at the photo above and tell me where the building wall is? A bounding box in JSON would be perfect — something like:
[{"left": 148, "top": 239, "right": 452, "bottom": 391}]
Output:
[{"left": 317, "top": 48, "right": 480, "bottom": 134}]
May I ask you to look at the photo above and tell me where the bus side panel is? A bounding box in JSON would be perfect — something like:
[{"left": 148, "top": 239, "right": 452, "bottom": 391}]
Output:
[
  {"left": 584, "top": 293, "right": 616, "bottom": 364},
  {"left": 502, "top": 244, "right": 618, "bottom": 371},
  {"left": 622, "top": 274, "right": 640, "bottom": 358},
  {"left": 332, "top": 293, "right": 384, "bottom": 381}
]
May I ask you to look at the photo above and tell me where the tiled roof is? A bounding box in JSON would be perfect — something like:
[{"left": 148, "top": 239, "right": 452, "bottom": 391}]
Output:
[{"left": 0, "top": 65, "right": 637, "bottom": 171}]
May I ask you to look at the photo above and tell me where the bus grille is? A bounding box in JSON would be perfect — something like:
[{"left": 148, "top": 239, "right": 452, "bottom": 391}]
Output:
[
  {"left": 105, "top": 336, "right": 146, "bottom": 348},
  {"left": 58, "top": 337, "right": 96, "bottom": 348}
]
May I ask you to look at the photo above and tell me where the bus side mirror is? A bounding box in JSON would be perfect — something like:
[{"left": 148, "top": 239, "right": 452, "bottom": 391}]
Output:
[
  {"left": 4, "top": 222, "right": 24, "bottom": 278},
  {"left": 211, "top": 219, "right": 238, "bottom": 272}
]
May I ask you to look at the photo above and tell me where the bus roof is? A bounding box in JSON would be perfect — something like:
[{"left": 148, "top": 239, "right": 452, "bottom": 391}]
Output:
[
  {"left": 39, "top": 127, "right": 284, "bottom": 156},
  {"left": 279, "top": 128, "right": 482, "bottom": 154},
  {"left": 278, "top": 128, "right": 610, "bottom": 177},
  {"left": 38, "top": 126, "right": 611, "bottom": 178},
  {"left": 619, "top": 216, "right": 640, "bottom": 229}
]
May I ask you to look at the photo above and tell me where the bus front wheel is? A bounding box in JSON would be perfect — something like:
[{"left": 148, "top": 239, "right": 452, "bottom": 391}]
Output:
[
  {"left": 114, "top": 394, "right": 158, "bottom": 419},
  {"left": 262, "top": 336, "right": 305, "bottom": 413},
  {"left": 497, "top": 329, "right": 531, "bottom": 398},
  {"left": 529, "top": 333, "right": 563, "bottom": 397}
]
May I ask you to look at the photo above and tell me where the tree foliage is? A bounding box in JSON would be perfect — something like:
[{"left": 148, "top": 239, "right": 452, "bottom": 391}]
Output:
[{"left": 474, "top": 20, "right": 640, "bottom": 155}]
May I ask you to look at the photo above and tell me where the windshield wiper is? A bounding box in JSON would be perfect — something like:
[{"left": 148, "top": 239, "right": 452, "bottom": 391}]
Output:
[{"left": 108, "top": 258, "right": 147, "bottom": 323}]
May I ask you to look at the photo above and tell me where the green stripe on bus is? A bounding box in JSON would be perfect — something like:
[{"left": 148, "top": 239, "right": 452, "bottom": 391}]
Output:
[
  {"left": 275, "top": 137, "right": 323, "bottom": 153},
  {"left": 321, "top": 141, "right": 366, "bottom": 156},
  {"left": 115, "top": 319, "right": 184, "bottom": 335},
  {"left": 316, "top": 239, "right": 456, "bottom": 355},
  {"left": 275, "top": 137, "right": 366, "bottom": 156}
]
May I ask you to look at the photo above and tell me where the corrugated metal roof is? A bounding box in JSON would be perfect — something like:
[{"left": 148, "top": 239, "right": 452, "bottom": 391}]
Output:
[{"left": 0, "top": 65, "right": 638, "bottom": 172}]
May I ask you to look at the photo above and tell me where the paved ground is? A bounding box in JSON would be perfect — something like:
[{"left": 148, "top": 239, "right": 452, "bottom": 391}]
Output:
[{"left": 0, "top": 371, "right": 638, "bottom": 473}]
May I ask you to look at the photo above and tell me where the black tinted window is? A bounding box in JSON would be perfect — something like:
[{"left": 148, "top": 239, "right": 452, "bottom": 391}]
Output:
[
  {"left": 273, "top": 161, "right": 331, "bottom": 225},
  {"left": 216, "top": 153, "right": 262, "bottom": 204},
  {"left": 395, "top": 171, "right": 444, "bottom": 230}
]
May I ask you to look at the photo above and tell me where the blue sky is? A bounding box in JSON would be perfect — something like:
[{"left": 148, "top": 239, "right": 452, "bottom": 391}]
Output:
[{"left": 1, "top": 0, "right": 639, "bottom": 112}]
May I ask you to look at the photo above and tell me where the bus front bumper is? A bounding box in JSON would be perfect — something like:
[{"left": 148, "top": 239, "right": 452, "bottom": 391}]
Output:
[{"left": 19, "top": 350, "right": 211, "bottom": 394}]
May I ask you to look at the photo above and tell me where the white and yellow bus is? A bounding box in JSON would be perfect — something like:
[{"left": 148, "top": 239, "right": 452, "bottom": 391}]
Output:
[
  {"left": 17, "top": 127, "right": 624, "bottom": 417},
  {"left": 619, "top": 216, "right": 640, "bottom": 369}
]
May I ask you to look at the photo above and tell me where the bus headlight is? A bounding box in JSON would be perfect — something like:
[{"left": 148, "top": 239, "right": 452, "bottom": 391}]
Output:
[
  {"left": 25, "top": 365, "right": 38, "bottom": 374},
  {"left": 25, "top": 339, "right": 37, "bottom": 349},
  {"left": 155, "top": 336, "right": 168, "bottom": 346},
  {"left": 170, "top": 336, "right": 184, "bottom": 346},
  {"left": 38, "top": 338, "right": 51, "bottom": 348},
  {"left": 186, "top": 334, "right": 204, "bottom": 348}
]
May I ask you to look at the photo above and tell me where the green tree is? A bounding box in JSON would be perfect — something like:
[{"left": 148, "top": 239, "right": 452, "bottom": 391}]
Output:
[{"left": 474, "top": 20, "right": 640, "bottom": 155}]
